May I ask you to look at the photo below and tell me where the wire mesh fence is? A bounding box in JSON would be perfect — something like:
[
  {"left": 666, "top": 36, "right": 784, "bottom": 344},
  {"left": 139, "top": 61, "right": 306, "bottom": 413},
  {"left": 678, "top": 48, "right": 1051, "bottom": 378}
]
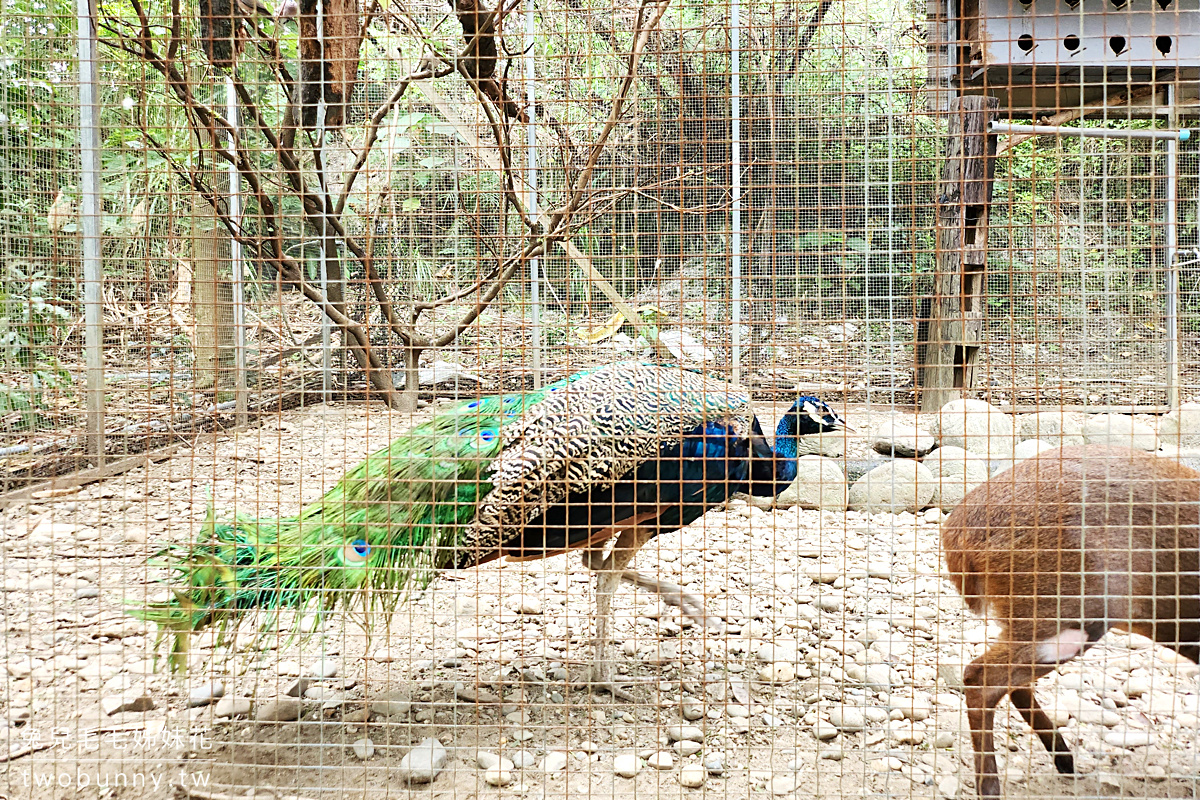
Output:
[{"left": 2, "top": 0, "right": 1199, "bottom": 798}]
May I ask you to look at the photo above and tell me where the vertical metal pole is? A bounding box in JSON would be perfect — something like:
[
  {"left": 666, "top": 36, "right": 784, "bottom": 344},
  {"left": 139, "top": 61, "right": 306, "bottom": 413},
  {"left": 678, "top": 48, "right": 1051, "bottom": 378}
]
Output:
[
  {"left": 524, "top": 0, "right": 541, "bottom": 389},
  {"left": 76, "top": 0, "right": 104, "bottom": 464},
  {"left": 884, "top": 55, "right": 897, "bottom": 402},
  {"left": 1165, "top": 85, "right": 1180, "bottom": 409},
  {"left": 861, "top": 53, "right": 873, "bottom": 399},
  {"left": 315, "top": 0, "right": 332, "bottom": 400},
  {"left": 730, "top": 0, "right": 742, "bottom": 385},
  {"left": 226, "top": 77, "right": 248, "bottom": 426}
]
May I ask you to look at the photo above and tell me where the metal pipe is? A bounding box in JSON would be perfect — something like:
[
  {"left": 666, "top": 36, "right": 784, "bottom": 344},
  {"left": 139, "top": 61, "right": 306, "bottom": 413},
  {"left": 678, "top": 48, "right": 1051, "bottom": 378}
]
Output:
[
  {"left": 989, "top": 121, "right": 1191, "bottom": 141},
  {"left": 730, "top": 0, "right": 742, "bottom": 385},
  {"left": 524, "top": 0, "right": 540, "bottom": 388},
  {"left": 226, "top": 76, "right": 248, "bottom": 426},
  {"left": 315, "top": 0, "right": 332, "bottom": 400},
  {"left": 1164, "top": 85, "right": 1180, "bottom": 409},
  {"left": 76, "top": 0, "right": 105, "bottom": 464}
]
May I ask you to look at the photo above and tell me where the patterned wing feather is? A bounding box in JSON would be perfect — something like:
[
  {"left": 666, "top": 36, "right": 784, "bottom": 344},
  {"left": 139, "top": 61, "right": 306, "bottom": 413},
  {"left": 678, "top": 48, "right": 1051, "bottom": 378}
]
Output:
[{"left": 470, "top": 363, "right": 752, "bottom": 553}]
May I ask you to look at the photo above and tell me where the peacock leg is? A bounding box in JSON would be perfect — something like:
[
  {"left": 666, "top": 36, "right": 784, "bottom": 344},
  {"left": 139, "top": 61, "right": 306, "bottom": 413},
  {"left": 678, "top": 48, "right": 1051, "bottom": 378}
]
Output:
[
  {"left": 579, "top": 525, "right": 657, "bottom": 700},
  {"left": 586, "top": 567, "right": 634, "bottom": 700}
]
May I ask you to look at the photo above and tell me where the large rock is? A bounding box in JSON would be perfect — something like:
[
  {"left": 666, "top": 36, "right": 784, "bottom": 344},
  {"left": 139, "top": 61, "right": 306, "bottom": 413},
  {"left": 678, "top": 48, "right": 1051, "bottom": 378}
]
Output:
[
  {"left": 1012, "top": 439, "right": 1056, "bottom": 462},
  {"left": 871, "top": 419, "right": 936, "bottom": 458},
  {"left": 1083, "top": 414, "right": 1159, "bottom": 451},
  {"left": 922, "top": 446, "right": 989, "bottom": 510},
  {"left": 774, "top": 456, "right": 847, "bottom": 511},
  {"left": 398, "top": 738, "right": 448, "bottom": 784},
  {"left": 1017, "top": 411, "right": 1087, "bottom": 447},
  {"left": 795, "top": 432, "right": 845, "bottom": 458},
  {"left": 847, "top": 461, "right": 935, "bottom": 514},
  {"left": 933, "top": 399, "right": 1015, "bottom": 459},
  {"left": 1159, "top": 403, "right": 1200, "bottom": 447}
]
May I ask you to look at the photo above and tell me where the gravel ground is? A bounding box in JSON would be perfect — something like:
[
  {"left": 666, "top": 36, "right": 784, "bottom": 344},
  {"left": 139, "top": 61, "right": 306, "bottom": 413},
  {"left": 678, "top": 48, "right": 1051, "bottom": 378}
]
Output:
[{"left": 2, "top": 399, "right": 1198, "bottom": 800}]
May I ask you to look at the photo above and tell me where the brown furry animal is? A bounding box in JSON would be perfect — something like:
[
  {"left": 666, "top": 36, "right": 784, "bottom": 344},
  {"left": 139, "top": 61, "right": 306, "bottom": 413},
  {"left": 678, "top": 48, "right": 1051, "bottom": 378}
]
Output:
[{"left": 941, "top": 445, "right": 1200, "bottom": 799}]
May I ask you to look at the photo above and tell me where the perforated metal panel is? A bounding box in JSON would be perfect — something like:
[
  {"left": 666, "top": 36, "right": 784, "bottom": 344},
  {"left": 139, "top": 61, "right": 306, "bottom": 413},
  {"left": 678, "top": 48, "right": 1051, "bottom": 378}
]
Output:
[
  {"left": 932, "top": 0, "right": 1200, "bottom": 114},
  {"left": 975, "top": 0, "right": 1200, "bottom": 71}
]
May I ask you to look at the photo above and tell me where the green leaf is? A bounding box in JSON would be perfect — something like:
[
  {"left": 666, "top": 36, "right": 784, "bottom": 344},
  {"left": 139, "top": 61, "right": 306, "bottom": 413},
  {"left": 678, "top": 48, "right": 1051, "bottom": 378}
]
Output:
[{"left": 401, "top": 197, "right": 422, "bottom": 212}]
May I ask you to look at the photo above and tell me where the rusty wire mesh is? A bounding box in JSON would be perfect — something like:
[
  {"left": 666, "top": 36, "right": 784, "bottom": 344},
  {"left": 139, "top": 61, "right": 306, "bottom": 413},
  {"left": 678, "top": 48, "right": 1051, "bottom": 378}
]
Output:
[{"left": 2, "top": 0, "right": 1199, "bottom": 799}]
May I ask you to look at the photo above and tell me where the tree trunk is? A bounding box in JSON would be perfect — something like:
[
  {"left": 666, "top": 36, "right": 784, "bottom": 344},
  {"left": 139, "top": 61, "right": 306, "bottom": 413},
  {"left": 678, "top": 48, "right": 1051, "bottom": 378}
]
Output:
[
  {"left": 191, "top": 136, "right": 237, "bottom": 397},
  {"left": 398, "top": 345, "right": 422, "bottom": 412}
]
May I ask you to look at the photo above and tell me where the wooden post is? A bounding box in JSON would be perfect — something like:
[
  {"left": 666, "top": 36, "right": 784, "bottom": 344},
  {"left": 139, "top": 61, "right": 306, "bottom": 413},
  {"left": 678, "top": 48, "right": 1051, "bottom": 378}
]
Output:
[
  {"left": 191, "top": 212, "right": 237, "bottom": 398},
  {"left": 916, "top": 94, "right": 998, "bottom": 412},
  {"left": 192, "top": 119, "right": 237, "bottom": 398}
]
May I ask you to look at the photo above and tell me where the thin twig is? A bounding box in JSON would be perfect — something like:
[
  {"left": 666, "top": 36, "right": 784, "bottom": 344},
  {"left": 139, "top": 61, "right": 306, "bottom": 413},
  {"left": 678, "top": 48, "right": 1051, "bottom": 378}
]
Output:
[
  {"left": 172, "top": 785, "right": 319, "bottom": 800},
  {"left": 0, "top": 741, "right": 54, "bottom": 763}
]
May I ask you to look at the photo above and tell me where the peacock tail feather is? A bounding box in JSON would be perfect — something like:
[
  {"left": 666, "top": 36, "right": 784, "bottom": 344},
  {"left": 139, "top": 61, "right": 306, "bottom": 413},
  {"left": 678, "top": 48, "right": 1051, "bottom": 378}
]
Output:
[{"left": 132, "top": 362, "right": 753, "bottom": 671}]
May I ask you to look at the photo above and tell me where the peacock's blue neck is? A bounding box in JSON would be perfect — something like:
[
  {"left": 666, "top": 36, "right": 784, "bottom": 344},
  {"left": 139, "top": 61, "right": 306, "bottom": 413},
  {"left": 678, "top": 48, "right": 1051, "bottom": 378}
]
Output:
[{"left": 770, "top": 416, "right": 801, "bottom": 484}]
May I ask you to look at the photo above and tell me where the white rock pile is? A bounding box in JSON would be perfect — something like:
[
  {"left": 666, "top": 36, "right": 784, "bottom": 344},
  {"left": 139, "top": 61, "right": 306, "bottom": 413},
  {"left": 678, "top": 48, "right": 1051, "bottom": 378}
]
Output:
[{"left": 767, "top": 397, "right": 1200, "bottom": 514}]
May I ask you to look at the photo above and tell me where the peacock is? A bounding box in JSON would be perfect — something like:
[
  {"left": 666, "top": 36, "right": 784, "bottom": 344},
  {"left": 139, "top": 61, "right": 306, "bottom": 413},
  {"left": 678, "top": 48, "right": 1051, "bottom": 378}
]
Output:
[{"left": 135, "top": 361, "right": 847, "bottom": 696}]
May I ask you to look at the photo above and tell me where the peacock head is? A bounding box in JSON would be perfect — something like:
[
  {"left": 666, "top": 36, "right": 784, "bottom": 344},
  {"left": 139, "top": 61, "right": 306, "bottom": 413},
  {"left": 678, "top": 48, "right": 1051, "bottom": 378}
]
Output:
[{"left": 777, "top": 396, "right": 850, "bottom": 440}]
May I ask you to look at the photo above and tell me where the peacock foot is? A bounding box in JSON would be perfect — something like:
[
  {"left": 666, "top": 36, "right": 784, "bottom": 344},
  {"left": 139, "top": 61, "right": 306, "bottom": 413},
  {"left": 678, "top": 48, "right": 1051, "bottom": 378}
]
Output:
[
  {"left": 672, "top": 588, "right": 726, "bottom": 633},
  {"left": 621, "top": 570, "right": 726, "bottom": 633}
]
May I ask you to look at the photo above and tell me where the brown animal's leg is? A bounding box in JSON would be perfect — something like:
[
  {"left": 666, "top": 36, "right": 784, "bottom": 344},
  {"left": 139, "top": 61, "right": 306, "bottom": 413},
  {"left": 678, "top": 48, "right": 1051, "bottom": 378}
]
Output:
[
  {"left": 963, "top": 640, "right": 1062, "bottom": 800},
  {"left": 1007, "top": 686, "right": 1074, "bottom": 774},
  {"left": 579, "top": 525, "right": 658, "bottom": 700}
]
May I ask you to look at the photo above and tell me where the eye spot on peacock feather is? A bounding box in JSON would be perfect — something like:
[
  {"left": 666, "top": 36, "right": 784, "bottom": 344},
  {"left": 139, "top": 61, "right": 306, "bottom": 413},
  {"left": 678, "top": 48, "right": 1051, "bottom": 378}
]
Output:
[
  {"left": 340, "top": 538, "right": 372, "bottom": 565},
  {"left": 458, "top": 427, "right": 499, "bottom": 449}
]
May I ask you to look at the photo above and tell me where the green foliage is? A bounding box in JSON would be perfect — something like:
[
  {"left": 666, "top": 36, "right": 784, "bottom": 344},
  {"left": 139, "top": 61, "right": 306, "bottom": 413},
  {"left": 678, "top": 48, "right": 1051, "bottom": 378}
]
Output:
[
  {"left": 0, "top": 265, "right": 69, "bottom": 369},
  {"left": 0, "top": 261, "right": 71, "bottom": 431}
]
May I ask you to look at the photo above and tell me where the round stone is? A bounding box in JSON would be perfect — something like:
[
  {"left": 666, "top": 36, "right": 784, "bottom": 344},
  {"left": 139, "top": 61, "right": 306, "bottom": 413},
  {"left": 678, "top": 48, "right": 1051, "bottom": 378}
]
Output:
[
  {"left": 759, "top": 662, "right": 796, "bottom": 684},
  {"left": 666, "top": 725, "right": 704, "bottom": 743},
  {"left": 934, "top": 398, "right": 1016, "bottom": 458},
  {"left": 476, "top": 752, "right": 515, "bottom": 771},
  {"left": 922, "top": 445, "right": 990, "bottom": 509},
  {"left": 678, "top": 765, "right": 706, "bottom": 788},
  {"left": 214, "top": 696, "right": 251, "bottom": 718},
  {"left": 870, "top": 420, "right": 936, "bottom": 458},
  {"left": 307, "top": 658, "right": 339, "bottom": 678},
  {"left": 1083, "top": 414, "right": 1159, "bottom": 451},
  {"left": 848, "top": 461, "right": 936, "bottom": 514},
  {"left": 813, "top": 722, "right": 839, "bottom": 741},
  {"left": 828, "top": 705, "right": 867, "bottom": 732},
  {"left": 774, "top": 457, "right": 848, "bottom": 511},
  {"left": 613, "top": 753, "right": 642, "bottom": 778},
  {"left": 483, "top": 767, "right": 512, "bottom": 786},
  {"left": 1103, "top": 730, "right": 1156, "bottom": 749},
  {"left": 540, "top": 752, "right": 569, "bottom": 772}
]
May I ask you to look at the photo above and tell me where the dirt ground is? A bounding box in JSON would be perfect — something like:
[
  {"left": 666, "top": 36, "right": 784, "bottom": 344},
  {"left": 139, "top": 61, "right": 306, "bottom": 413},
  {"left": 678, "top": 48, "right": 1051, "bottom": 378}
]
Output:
[{"left": 2, "top": 399, "right": 1199, "bottom": 800}]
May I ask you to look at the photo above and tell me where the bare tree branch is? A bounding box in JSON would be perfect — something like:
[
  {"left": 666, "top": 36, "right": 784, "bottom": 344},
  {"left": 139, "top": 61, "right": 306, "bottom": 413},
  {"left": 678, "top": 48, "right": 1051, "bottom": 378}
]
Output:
[{"left": 99, "top": 0, "right": 676, "bottom": 408}]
